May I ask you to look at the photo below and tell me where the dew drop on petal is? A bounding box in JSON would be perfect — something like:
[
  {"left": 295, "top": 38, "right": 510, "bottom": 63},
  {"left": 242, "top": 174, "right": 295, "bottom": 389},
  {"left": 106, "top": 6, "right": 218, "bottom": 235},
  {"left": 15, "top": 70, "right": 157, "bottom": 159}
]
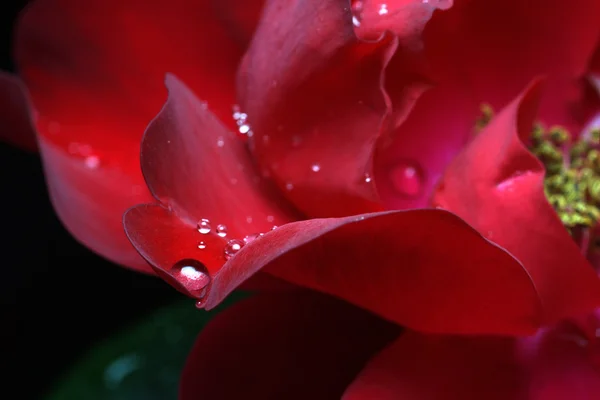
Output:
[
  {"left": 311, "top": 163, "right": 321, "bottom": 172},
  {"left": 224, "top": 239, "right": 244, "bottom": 260},
  {"left": 246, "top": 216, "right": 253, "bottom": 224},
  {"left": 364, "top": 173, "right": 372, "bottom": 183},
  {"left": 351, "top": 0, "right": 364, "bottom": 26},
  {"left": 285, "top": 182, "right": 294, "bottom": 191},
  {"left": 171, "top": 259, "right": 211, "bottom": 295},
  {"left": 197, "top": 219, "right": 211, "bottom": 234},
  {"left": 378, "top": 3, "right": 388, "bottom": 15},
  {"left": 243, "top": 233, "right": 264, "bottom": 244},
  {"left": 216, "top": 137, "right": 225, "bottom": 147},
  {"left": 389, "top": 162, "right": 424, "bottom": 198},
  {"left": 271, "top": 225, "right": 278, "bottom": 231},
  {"left": 198, "top": 241, "right": 207, "bottom": 250},
  {"left": 266, "top": 215, "right": 275, "bottom": 223},
  {"left": 216, "top": 224, "right": 228, "bottom": 238}
]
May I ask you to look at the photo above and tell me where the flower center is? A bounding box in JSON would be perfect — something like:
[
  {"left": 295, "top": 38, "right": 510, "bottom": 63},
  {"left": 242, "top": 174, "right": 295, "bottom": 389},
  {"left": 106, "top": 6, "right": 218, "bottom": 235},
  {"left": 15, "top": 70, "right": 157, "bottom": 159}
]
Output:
[
  {"left": 531, "top": 125, "right": 600, "bottom": 231},
  {"left": 477, "top": 105, "right": 600, "bottom": 241}
]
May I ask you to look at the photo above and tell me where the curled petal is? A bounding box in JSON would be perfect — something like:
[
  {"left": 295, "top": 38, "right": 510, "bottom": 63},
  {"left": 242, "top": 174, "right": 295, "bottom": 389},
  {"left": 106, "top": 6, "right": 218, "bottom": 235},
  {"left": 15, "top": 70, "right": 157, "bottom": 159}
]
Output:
[
  {"left": 180, "top": 291, "right": 399, "bottom": 400},
  {"left": 140, "top": 74, "right": 299, "bottom": 238},
  {"left": 237, "top": 0, "right": 432, "bottom": 217},
  {"left": 433, "top": 80, "right": 600, "bottom": 323},
  {"left": 204, "top": 209, "right": 543, "bottom": 335},
  {"left": 14, "top": 0, "right": 251, "bottom": 271}
]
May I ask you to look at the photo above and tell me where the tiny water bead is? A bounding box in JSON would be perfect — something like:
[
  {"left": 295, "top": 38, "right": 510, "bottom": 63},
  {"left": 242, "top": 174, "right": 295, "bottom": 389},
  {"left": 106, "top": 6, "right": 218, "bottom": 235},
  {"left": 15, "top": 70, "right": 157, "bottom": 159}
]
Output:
[
  {"left": 311, "top": 163, "right": 321, "bottom": 172},
  {"left": 197, "top": 218, "right": 211, "bottom": 234},
  {"left": 224, "top": 239, "right": 245, "bottom": 260},
  {"left": 216, "top": 224, "right": 228, "bottom": 238},
  {"left": 232, "top": 105, "right": 253, "bottom": 137},
  {"left": 389, "top": 162, "right": 424, "bottom": 198},
  {"left": 198, "top": 241, "right": 207, "bottom": 249},
  {"left": 243, "top": 233, "right": 264, "bottom": 244}
]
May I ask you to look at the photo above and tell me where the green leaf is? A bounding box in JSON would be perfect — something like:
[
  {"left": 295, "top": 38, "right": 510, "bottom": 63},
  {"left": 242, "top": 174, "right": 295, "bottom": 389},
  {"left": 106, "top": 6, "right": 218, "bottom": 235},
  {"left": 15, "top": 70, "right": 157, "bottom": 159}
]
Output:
[{"left": 46, "top": 292, "right": 249, "bottom": 400}]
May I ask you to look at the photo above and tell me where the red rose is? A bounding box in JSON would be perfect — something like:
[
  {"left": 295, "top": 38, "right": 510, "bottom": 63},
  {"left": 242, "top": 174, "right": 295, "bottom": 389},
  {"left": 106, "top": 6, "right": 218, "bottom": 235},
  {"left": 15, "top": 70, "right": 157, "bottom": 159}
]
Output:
[{"left": 3, "top": 0, "right": 600, "bottom": 398}]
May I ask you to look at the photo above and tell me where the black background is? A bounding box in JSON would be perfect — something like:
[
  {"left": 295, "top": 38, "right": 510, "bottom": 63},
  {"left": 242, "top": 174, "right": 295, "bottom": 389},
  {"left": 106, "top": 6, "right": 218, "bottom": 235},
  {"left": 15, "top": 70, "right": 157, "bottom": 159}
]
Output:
[{"left": 2, "top": 2, "right": 178, "bottom": 398}]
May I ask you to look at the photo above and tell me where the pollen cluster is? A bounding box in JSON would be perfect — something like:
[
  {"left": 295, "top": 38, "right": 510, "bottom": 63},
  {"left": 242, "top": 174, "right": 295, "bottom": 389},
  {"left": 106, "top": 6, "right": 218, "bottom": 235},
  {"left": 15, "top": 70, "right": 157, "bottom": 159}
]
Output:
[
  {"left": 530, "top": 125, "right": 600, "bottom": 229},
  {"left": 476, "top": 104, "right": 600, "bottom": 231}
]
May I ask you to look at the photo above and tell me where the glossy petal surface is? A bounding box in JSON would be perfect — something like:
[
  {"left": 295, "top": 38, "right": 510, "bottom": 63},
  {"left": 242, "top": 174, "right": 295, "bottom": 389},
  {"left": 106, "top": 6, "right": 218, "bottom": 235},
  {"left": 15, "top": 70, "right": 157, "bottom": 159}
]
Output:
[
  {"left": 180, "top": 291, "right": 400, "bottom": 400},
  {"left": 433, "top": 82, "right": 600, "bottom": 323},
  {"left": 14, "top": 0, "right": 252, "bottom": 270},
  {"left": 203, "top": 209, "right": 544, "bottom": 335},
  {"left": 344, "top": 326, "right": 600, "bottom": 399},
  {"left": 237, "top": 0, "right": 435, "bottom": 217}
]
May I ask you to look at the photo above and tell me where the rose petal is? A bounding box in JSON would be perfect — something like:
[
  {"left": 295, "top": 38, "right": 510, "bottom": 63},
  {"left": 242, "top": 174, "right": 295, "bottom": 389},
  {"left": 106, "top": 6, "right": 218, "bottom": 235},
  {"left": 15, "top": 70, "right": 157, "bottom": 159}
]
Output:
[
  {"left": 14, "top": 0, "right": 250, "bottom": 271},
  {"left": 375, "top": 82, "right": 477, "bottom": 209},
  {"left": 211, "top": 0, "right": 264, "bottom": 48},
  {"left": 420, "top": 0, "right": 600, "bottom": 131},
  {"left": 180, "top": 290, "right": 400, "bottom": 400},
  {"left": 344, "top": 327, "right": 600, "bottom": 400},
  {"left": 433, "top": 80, "right": 600, "bottom": 323},
  {"left": 140, "top": 74, "right": 299, "bottom": 238},
  {"left": 236, "top": 0, "right": 432, "bottom": 217},
  {"left": 0, "top": 73, "right": 37, "bottom": 152},
  {"left": 204, "top": 209, "right": 543, "bottom": 335}
]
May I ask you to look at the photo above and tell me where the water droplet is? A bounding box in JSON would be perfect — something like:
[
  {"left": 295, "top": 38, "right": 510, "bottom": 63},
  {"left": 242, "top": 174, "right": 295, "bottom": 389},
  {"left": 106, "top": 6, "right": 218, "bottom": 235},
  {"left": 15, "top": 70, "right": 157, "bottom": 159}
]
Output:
[
  {"left": 246, "top": 216, "right": 253, "bottom": 224},
  {"left": 364, "top": 173, "right": 372, "bottom": 183},
  {"left": 351, "top": 1, "right": 364, "bottom": 26},
  {"left": 239, "top": 124, "right": 251, "bottom": 134},
  {"left": 197, "top": 219, "right": 211, "bottom": 234},
  {"left": 216, "top": 224, "right": 228, "bottom": 238},
  {"left": 285, "top": 182, "right": 294, "bottom": 191},
  {"left": 84, "top": 155, "right": 100, "bottom": 169},
  {"left": 271, "top": 225, "right": 278, "bottom": 231},
  {"left": 216, "top": 137, "right": 225, "bottom": 147},
  {"left": 311, "top": 163, "right": 321, "bottom": 172},
  {"left": 195, "top": 300, "right": 206, "bottom": 309},
  {"left": 224, "top": 239, "right": 244, "bottom": 260},
  {"left": 198, "top": 241, "right": 207, "bottom": 249},
  {"left": 389, "top": 162, "right": 424, "bottom": 198},
  {"left": 243, "top": 233, "right": 264, "bottom": 244},
  {"left": 378, "top": 3, "right": 388, "bottom": 15},
  {"left": 171, "top": 259, "right": 211, "bottom": 294},
  {"left": 266, "top": 215, "right": 275, "bottom": 223}
]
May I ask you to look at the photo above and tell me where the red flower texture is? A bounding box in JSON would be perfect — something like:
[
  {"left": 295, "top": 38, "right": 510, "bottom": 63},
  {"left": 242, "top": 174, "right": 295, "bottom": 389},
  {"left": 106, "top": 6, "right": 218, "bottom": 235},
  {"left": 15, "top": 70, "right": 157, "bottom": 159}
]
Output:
[{"left": 2, "top": 0, "right": 600, "bottom": 399}]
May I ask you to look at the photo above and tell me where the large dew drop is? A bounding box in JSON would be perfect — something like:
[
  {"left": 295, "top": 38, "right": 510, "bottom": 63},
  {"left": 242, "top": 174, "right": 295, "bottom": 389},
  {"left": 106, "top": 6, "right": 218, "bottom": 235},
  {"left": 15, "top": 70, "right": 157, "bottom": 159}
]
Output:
[
  {"left": 389, "top": 162, "right": 424, "bottom": 198},
  {"left": 171, "top": 259, "right": 211, "bottom": 298}
]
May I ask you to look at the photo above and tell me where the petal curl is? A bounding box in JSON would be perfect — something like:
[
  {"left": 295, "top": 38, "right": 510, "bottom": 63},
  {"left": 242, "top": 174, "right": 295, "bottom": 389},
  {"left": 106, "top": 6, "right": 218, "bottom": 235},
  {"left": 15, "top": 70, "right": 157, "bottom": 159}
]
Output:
[
  {"left": 344, "top": 326, "right": 600, "bottom": 399},
  {"left": 0, "top": 73, "right": 37, "bottom": 152},
  {"left": 433, "top": 81, "right": 600, "bottom": 323},
  {"left": 14, "top": 0, "right": 251, "bottom": 271},
  {"left": 140, "top": 74, "right": 299, "bottom": 238},
  {"left": 207, "top": 209, "right": 544, "bottom": 335},
  {"left": 180, "top": 291, "right": 399, "bottom": 400},
  {"left": 236, "top": 0, "right": 433, "bottom": 217}
]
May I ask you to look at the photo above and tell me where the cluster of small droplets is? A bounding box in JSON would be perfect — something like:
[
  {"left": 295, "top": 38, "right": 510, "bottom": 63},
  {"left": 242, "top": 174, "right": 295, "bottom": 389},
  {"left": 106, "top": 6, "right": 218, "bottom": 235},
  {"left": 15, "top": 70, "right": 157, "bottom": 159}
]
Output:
[
  {"left": 196, "top": 218, "right": 274, "bottom": 261},
  {"left": 531, "top": 126, "right": 600, "bottom": 229},
  {"left": 232, "top": 105, "right": 253, "bottom": 137}
]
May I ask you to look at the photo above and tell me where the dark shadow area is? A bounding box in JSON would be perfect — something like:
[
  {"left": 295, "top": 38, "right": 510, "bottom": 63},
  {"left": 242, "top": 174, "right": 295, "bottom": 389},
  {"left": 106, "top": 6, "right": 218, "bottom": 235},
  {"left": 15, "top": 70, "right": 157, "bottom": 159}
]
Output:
[{"left": 1, "top": 2, "right": 178, "bottom": 398}]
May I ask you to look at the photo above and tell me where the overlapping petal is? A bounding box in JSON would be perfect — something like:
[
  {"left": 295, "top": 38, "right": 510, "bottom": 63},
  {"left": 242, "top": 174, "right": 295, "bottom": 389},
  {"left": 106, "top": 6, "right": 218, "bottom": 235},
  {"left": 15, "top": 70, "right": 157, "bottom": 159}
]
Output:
[
  {"left": 343, "top": 326, "right": 600, "bottom": 399},
  {"left": 236, "top": 0, "right": 437, "bottom": 218},
  {"left": 14, "top": 0, "right": 261, "bottom": 271},
  {"left": 433, "top": 81, "right": 600, "bottom": 323},
  {"left": 377, "top": 0, "right": 600, "bottom": 209},
  {"left": 180, "top": 291, "right": 400, "bottom": 400}
]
